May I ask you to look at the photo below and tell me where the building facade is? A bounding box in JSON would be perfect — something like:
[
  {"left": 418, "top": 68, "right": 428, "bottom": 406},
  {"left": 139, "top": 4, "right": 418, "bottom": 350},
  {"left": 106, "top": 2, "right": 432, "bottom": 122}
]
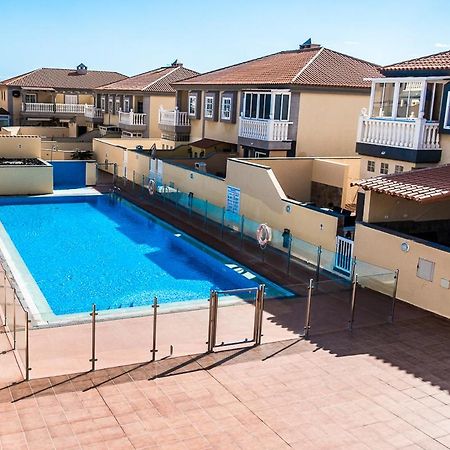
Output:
[
  {"left": 159, "top": 43, "right": 382, "bottom": 158},
  {"left": 0, "top": 64, "right": 127, "bottom": 137},
  {"left": 355, "top": 50, "right": 450, "bottom": 179},
  {"left": 93, "top": 62, "right": 198, "bottom": 139}
]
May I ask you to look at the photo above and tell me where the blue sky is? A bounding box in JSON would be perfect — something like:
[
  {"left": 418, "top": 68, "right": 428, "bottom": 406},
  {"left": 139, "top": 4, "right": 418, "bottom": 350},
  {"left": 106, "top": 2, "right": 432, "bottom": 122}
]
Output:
[{"left": 2, "top": 0, "right": 450, "bottom": 80}]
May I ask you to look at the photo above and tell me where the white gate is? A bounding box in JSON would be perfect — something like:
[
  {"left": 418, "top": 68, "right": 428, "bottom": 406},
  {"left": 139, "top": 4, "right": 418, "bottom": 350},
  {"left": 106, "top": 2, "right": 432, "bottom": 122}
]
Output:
[{"left": 334, "top": 236, "right": 354, "bottom": 275}]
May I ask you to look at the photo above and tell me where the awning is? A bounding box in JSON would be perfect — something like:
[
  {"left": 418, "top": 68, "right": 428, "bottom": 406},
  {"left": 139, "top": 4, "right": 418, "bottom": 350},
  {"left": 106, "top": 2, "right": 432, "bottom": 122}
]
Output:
[
  {"left": 352, "top": 165, "right": 450, "bottom": 203},
  {"left": 190, "top": 138, "right": 227, "bottom": 149}
]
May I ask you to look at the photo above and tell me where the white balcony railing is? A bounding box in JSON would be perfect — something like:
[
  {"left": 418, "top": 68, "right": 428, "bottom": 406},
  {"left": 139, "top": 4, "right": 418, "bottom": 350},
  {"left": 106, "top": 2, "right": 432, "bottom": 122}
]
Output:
[
  {"left": 158, "top": 107, "right": 190, "bottom": 127},
  {"left": 22, "top": 103, "right": 54, "bottom": 113},
  {"left": 55, "top": 103, "right": 86, "bottom": 114},
  {"left": 357, "top": 114, "right": 440, "bottom": 150},
  {"left": 84, "top": 105, "right": 103, "bottom": 119},
  {"left": 22, "top": 103, "right": 88, "bottom": 114},
  {"left": 118, "top": 109, "right": 146, "bottom": 126},
  {"left": 238, "top": 117, "right": 292, "bottom": 141}
]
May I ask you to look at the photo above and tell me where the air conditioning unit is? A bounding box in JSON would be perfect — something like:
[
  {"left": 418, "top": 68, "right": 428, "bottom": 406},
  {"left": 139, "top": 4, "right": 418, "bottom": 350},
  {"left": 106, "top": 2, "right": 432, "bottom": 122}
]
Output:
[{"left": 194, "top": 162, "right": 207, "bottom": 173}]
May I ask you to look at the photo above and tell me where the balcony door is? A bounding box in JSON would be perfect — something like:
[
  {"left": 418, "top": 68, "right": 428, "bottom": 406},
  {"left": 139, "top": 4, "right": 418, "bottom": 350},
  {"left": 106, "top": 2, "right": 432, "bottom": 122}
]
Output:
[{"left": 65, "top": 94, "right": 78, "bottom": 105}]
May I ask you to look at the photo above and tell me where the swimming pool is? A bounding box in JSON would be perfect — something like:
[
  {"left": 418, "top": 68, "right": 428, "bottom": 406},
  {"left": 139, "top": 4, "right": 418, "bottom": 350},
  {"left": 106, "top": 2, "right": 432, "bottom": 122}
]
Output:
[{"left": 0, "top": 192, "right": 293, "bottom": 325}]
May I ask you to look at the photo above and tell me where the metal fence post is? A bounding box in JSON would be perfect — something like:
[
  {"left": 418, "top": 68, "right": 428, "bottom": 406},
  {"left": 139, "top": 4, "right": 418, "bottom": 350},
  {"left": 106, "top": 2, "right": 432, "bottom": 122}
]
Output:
[
  {"left": 240, "top": 216, "right": 245, "bottom": 249},
  {"left": 3, "top": 272, "right": 6, "bottom": 326},
  {"left": 348, "top": 274, "right": 358, "bottom": 331},
  {"left": 221, "top": 208, "right": 225, "bottom": 239},
  {"left": 12, "top": 288, "right": 16, "bottom": 349},
  {"left": 389, "top": 269, "right": 400, "bottom": 323},
  {"left": 132, "top": 170, "right": 135, "bottom": 190},
  {"left": 89, "top": 304, "right": 98, "bottom": 371},
  {"left": 207, "top": 290, "right": 219, "bottom": 352},
  {"left": 287, "top": 235, "right": 292, "bottom": 276},
  {"left": 113, "top": 164, "right": 117, "bottom": 186},
  {"left": 204, "top": 200, "right": 208, "bottom": 229},
  {"left": 25, "top": 312, "right": 30, "bottom": 381},
  {"left": 315, "top": 246, "right": 322, "bottom": 284},
  {"left": 176, "top": 189, "right": 180, "bottom": 209},
  {"left": 304, "top": 279, "right": 313, "bottom": 338},
  {"left": 256, "top": 284, "right": 265, "bottom": 345},
  {"left": 151, "top": 296, "right": 158, "bottom": 362}
]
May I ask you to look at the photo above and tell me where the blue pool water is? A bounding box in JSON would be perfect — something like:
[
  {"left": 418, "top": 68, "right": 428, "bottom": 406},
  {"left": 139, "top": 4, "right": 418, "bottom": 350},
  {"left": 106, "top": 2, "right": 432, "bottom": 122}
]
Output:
[{"left": 0, "top": 194, "right": 292, "bottom": 316}]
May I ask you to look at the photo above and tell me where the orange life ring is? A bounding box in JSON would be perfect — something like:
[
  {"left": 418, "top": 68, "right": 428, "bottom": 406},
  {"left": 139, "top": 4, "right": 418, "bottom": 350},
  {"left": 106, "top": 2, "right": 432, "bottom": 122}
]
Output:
[
  {"left": 256, "top": 223, "right": 272, "bottom": 248},
  {"left": 148, "top": 179, "right": 156, "bottom": 195}
]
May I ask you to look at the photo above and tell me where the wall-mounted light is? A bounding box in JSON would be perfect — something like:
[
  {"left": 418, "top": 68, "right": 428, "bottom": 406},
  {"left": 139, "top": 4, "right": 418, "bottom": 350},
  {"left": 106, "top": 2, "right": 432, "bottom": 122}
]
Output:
[{"left": 400, "top": 242, "right": 410, "bottom": 252}]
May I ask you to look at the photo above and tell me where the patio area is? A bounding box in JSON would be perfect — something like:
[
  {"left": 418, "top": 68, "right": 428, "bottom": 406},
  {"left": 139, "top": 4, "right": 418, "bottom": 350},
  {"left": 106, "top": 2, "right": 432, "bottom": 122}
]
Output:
[{"left": 2, "top": 310, "right": 450, "bottom": 449}]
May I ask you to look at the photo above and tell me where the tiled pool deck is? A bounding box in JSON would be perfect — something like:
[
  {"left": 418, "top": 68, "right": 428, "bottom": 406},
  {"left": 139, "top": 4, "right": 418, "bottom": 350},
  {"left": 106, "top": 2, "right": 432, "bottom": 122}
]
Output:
[{"left": 3, "top": 310, "right": 450, "bottom": 449}]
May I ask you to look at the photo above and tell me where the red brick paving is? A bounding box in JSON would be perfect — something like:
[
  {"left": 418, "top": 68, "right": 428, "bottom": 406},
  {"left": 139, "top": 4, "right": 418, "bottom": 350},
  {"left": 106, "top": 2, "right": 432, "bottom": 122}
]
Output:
[{"left": 2, "top": 314, "right": 450, "bottom": 449}]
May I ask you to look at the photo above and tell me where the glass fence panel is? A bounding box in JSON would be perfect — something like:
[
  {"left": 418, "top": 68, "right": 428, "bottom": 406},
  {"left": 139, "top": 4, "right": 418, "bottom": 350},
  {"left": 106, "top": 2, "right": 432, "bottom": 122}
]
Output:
[
  {"left": 5, "top": 276, "right": 15, "bottom": 335},
  {"left": 14, "top": 293, "right": 28, "bottom": 377},
  {"left": 206, "top": 202, "right": 224, "bottom": 225},
  {"left": 357, "top": 272, "right": 397, "bottom": 298},
  {"left": 0, "top": 266, "right": 6, "bottom": 322},
  {"left": 224, "top": 211, "right": 241, "bottom": 231},
  {"left": 290, "top": 236, "right": 318, "bottom": 267}
]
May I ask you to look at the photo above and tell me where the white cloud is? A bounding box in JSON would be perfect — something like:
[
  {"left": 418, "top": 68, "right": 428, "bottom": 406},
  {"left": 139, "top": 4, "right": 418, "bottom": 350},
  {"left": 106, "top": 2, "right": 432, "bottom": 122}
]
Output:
[{"left": 435, "top": 43, "right": 449, "bottom": 48}]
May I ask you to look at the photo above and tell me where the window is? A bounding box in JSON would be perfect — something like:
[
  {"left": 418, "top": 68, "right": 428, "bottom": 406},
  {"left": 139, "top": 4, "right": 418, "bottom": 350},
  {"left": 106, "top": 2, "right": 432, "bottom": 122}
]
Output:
[
  {"left": 188, "top": 95, "right": 197, "bottom": 116},
  {"left": 123, "top": 97, "right": 130, "bottom": 113},
  {"left": 100, "top": 96, "right": 106, "bottom": 111},
  {"left": 395, "top": 165, "right": 404, "bottom": 174},
  {"left": 372, "top": 82, "right": 395, "bottom": 117},
  {"left": 243, "top": 92, "right": 290, "bottom": 121},
  {"left": 205, "top": 96, "right": 214, "bottom": 118},
  {"left": 424, "top": 82, "right": 444, "bottom": 121},
  {"left": 396, "top": 82, "right": 421, "bottom": 119},
  {"left": 380, "top": 162, "right": 389, "bottom": 175},
  {"left": 221, "top": 97, "right": 231, "bottom": 120},
  {"left": 274, "top": 93, "right": 290, "bottom": 120},
  {"left": 25, "top": 93, "right": 37, "bottom": 103},
  {"left": 444, "top": 92, "right": 450, "bottom": 130},
  {"left": 367, "top": 160, "right": 375, "bottom": 172},
  {"left": 65, "top": 94, "right": 77, "bottom": 105},
  {"left": 108, "top": 97, "right": 114, "bottom": 113},
  {"left": 115, "top": 97, "right": 121, "bottom": 114}
]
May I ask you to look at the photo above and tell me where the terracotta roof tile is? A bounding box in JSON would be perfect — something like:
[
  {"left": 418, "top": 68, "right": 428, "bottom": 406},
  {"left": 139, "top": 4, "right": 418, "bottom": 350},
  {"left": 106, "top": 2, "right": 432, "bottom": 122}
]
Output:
[
  {"left": 2, "top": 68, "right": 127, "bottom": 90},
  {"left": 383, "top": 50, "right": 450, "bottom": 72},
  {"left": 99, "top": 66, "right": 199, "bottom": 93},
  {"left": 175, "top": 47, "right": 381, "bottom": 88},
  {"left": 352, "top": 165, "right": 450, "bottom": 203}
]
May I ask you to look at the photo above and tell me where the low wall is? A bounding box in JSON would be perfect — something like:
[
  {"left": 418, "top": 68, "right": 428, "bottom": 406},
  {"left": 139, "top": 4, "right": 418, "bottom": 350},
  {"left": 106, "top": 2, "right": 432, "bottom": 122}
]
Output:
[
  {"left": 1, "top": 126, "right": 69, "bottom": 138},
  {"left": 51, "top": 161, "right": 96, "bottom": 188},
  {"left": 0, "top": 161, "right": 53, "bottom": 195},
  {"left": 0, "top": 135, "right": 41, "bottom": 158},
  {"left": 354, "top": 222, "right": 450, "bottom": 318}
]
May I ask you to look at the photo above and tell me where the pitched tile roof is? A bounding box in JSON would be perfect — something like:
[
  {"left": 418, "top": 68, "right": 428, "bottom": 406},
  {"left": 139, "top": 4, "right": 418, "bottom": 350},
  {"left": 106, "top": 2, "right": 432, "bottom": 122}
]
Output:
[
  {"left": 1, "top": 67, "right": 127, "bottom": 90},
  {"left": 98, "top": 65, "right": 199, "bottom": 93},
  {"left": 174, "top": 47, "right": 381, "bottom": 88},
  {"left": 352, "top": 165, "right": 450, "bottom": 203},
  {"left": 383, "top": 49, "right": 450, "bottom": 72}
]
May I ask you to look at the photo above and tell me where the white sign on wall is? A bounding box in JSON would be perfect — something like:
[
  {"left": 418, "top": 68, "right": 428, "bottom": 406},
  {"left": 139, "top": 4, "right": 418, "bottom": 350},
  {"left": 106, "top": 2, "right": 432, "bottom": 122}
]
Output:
[{"left": 226, "top": 185, "right": 241, "bottom": 215}]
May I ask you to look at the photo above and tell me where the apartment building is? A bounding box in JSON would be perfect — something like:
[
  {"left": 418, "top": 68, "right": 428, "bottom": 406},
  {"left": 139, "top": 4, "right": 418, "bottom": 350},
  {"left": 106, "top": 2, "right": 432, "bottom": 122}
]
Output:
[
  {"left": 158, "top": 42, "right": 382, "bottom": 158},
  {"left": 0, "top": 64, "right": 126, "bottom": 137},
  {"left": 353, "top": 164, "right": 450, "bottom": 318},
  {"left": 356, "top": 49, "right": 450, "bottom": 178},
  {"left": 93, "top": 62, "right": 198, "bottom": 139}
]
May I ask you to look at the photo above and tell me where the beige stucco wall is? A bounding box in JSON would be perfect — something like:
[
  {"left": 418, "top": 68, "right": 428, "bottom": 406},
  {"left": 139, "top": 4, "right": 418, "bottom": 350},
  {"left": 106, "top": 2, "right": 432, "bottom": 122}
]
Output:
[
  {"left": 359, "top": 156, "right": 419, "bottom": 179},
  {"left": 363, "top": 191, "right": 450, "bottom": 223},
  {"left": 354, "top": 222, "right": 450, "bottom": 318},
  {"left": 297, "top": 90, "right": 369, "bottom": 157},
  {"left": 439, "top": 134, "right": 450, "bottom": 165},
  {"left": 0, "top": 164, "right": 53, "bottom": 195},
  {"left": 0, "top": 135, "right": 41, "bottom": 158},
  {"left": 149, "top": 96, "right": 175, "bottom": 138}
]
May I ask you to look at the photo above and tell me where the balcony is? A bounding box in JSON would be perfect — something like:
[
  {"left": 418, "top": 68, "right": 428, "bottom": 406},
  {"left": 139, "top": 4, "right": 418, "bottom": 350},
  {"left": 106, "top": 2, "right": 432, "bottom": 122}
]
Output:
[
  {"left": 22, "top": 103, "right": 87, "bottom": 115},
  {"left": 238, "top": 117, "right": 293, "bottom": 150},
  {"left": 158, "top": 107, "right": 190, "bottom": 141},
  {"left": 84, "top": 105, "right": 103, "bottom": 122},
  {"left": 118, "top": 110, "right": 146, "bottom": 131},
  {"left": 356, "top": 114, "right": 442, "bottom": 163}
]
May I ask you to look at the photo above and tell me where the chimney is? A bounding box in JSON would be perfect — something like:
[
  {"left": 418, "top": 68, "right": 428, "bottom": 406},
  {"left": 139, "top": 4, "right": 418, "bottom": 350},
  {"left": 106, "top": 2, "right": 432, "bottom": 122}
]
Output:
[
  {"left": 171, "top": 59, "right": 183, "bottom": 67},
  {"left": 76, "top": 63, "right": 88, "bottom": 75}
]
